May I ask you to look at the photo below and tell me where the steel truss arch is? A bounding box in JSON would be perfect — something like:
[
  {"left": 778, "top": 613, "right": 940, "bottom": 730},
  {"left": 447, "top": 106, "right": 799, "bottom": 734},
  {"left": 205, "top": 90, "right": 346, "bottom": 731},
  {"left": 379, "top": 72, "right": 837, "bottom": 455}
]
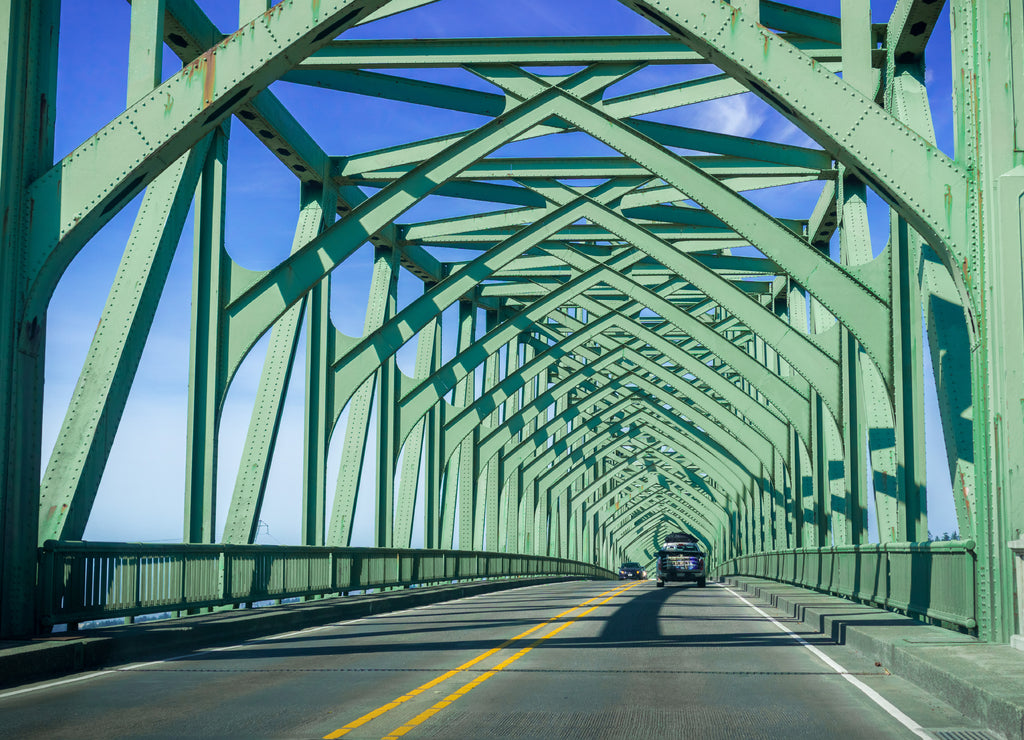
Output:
[{"left": 6, "top": 0, "right": 1022, "bottom": 644}]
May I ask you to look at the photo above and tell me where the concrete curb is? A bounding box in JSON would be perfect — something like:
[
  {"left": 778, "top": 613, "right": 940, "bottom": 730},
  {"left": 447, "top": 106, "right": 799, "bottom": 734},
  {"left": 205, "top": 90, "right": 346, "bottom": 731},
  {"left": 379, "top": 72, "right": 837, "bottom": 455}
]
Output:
[
  {"left": 0, "top": 576, "right": 592, "bottom": 690},
  {"left": 720, "top": 575, "right": 1024, "bottom": 740}
]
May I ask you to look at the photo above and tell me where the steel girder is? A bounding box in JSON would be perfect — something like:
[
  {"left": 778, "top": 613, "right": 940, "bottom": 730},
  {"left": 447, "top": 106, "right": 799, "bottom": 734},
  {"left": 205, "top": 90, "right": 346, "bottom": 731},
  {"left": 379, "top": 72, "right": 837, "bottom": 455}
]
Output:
[{"left": 2, "top": 0, "right": 1020, "bottom": 641}]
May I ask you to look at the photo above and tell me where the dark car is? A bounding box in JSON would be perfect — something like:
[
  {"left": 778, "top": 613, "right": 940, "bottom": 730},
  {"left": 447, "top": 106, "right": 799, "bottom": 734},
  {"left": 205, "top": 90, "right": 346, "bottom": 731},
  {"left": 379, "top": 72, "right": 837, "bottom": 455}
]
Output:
[
  {"left": 656, "top": 543, "right": 706, "bottom": 587},
  {"left": 618, "top": 561, "right": 646, "bottom": 580}
]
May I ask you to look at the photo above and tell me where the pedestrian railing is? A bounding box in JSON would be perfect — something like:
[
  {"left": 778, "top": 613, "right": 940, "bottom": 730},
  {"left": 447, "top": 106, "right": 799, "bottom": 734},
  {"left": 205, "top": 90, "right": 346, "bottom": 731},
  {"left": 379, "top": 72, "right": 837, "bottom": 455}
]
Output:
[
  {"left": 38, "top": 541, "right": 615, "bottom": 627},
  {"left": 712, "top": 541, "right": 977, "bottom": 629}
]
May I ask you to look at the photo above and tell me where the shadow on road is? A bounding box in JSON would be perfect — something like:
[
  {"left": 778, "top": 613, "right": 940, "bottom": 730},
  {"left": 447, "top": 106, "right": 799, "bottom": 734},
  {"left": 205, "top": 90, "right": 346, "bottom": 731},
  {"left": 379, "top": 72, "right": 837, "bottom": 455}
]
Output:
[{"left": 163, "top": 582, "right": 837, "bottom": 666}]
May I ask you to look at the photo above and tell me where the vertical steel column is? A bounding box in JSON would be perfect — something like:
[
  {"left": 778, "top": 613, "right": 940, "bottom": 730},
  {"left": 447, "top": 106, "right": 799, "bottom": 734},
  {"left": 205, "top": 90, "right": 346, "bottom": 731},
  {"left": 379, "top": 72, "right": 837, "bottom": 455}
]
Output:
[
  {"left": 437, "top": 293, "right": 459, "bottom": 549},
  {"left": 481, "top": 309, "right": 501, "bottom": 550},
  {"left": 499, "top": 333, "right": 521, "bottom": 552},
  {"left": 184, "top": 127, "right": 229, "bottom": 544},
  {"left": 439, "top": 457, "right": 458, "bottom": 549},
  {"left": 748, "top": 475, "right": 759, "bottom": 554},
  {"left": 773, "top": 451, "right": 787, "bottom": 548},
  {"left": 374, "top": 245, "right": 399, "bottom": 548},
  {"left": 394, "top": 312, "right": 439, "bottom": 548},
  {"left": 765, "top": 288, "right": 794, "bottom": 548},
  {"left": 539, "top": 483, "right": 551, "bottom": 557},
  {"left": 727, "top": 506, "right": 738, "bottom": 560},
  {"left": 736, "top": 487, "right": 747, "bottom": 556},
  {"left": 583, "top": 459, "right": 596, "bottom": 561},
  {"left": 586, "top": 503, "right": 597, "bottom": 564},
  {"left": 790, "top": 281, "right": 826, "bottom": 547},
  {"left": 556, "top": 492, "right": 569, "bottom": 558},
  {"left": 952, "top": 0, "right": 1024, "bottom": 642},
  {"left": 574, "top": 486, "right": 586, "bottom": 561},
  {"left": 809, "top": 393, "right": 832, "bottom": 546},
  {"left": 567, "top": 485, "right": 577, "bottom": 561},
  {"left": 755, "top": 465, "right": 767, "bottom": 552},
  {"left": 770, "top": 288, "right": 802, "bottom": 548},
  {"left": 501, "top": 463, "right": 519, "bottom": 553},
  {"left": 883, "top": 17, "right": 931, "bottom": 545},
  {"left": 809, "top": 295, "right": 843, "bottom": 547},
  {"left": 863, "top": 355, "right": 900, "bottom": 543},
  {"left": 454, "top": 300, "right": 478, "bottom": 550},
  {"left": 760, "top": 324, "right": 786, "bottom": 549},
  {"left": 889, "top": 56, "right": 977, "bottom": 541},
  {"left": 770, "top": 452, "right": 774, "bottom": 548},
  {"left": 789, "top": 427, "right": 804, "bottom": 549},
  {"left": 783, "top": 283, "right": 815, "bottom": 547},
  {"left": 0, "top": 0, "right": 59, "bottom": 637},
  {"left": 838, "top": 175, "right": 878, "bottom": 544},
  {"left": 552, "top": 392, "right": 570, "bottom": 557},
  {"left": 838, "top": 0, "right": 876, "bottom": 546},
  {"left": 127, "top": 0, "right": 163, "bottom": 106},
  {"left": 521, "top": 337, "right": 538, "bottom": 553},
  {"left": 423, "top": 308, "right": 444, "bottom": 548},
  {"left": 890, "top": 215, "right": 927, "bottom": 542},
  {"left": 302, "top": 190, "right": 332, "bottom": 547}
]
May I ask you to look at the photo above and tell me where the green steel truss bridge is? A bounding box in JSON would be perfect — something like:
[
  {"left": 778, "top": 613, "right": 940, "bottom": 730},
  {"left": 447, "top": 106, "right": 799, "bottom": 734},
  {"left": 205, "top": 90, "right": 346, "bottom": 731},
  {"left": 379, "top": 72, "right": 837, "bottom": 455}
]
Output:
[{"left": 1, "top": 0, "right": 1022, "bottom": 645}]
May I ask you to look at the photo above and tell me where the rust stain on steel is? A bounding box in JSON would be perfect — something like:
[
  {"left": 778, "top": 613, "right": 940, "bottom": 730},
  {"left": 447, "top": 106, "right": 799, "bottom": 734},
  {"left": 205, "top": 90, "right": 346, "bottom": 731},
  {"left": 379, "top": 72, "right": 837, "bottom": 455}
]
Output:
[
  {"left": 959, "top": 471, "right": 971, "bottom": 516},
  {"left": 185, "top": 49, "right": 217, "bottom": 109},
  {"left": 202, "top": 50, "right": 216, "bottom": 108}
]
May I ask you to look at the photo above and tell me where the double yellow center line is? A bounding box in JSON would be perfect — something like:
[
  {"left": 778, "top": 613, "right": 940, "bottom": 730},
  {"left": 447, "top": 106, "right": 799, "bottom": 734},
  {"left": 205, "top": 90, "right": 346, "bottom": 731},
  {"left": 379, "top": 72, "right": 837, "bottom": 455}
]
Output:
[{"left": 323, "top": 581, "right": 640, "bottom": 739}]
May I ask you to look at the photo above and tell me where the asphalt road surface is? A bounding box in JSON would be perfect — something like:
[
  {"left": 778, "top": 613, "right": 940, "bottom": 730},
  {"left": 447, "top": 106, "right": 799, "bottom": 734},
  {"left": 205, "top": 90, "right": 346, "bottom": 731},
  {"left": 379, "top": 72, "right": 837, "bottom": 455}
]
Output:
[{"left": 0, "top": 580, "right": 988, "bottom": 739}]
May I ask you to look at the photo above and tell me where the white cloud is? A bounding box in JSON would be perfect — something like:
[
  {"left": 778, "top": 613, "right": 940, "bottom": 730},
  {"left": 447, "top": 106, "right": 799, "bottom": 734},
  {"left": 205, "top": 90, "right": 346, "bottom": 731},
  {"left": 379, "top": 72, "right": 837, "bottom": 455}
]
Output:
[{"left": 700, "top": 95, "right": 766, "bottom": 138}]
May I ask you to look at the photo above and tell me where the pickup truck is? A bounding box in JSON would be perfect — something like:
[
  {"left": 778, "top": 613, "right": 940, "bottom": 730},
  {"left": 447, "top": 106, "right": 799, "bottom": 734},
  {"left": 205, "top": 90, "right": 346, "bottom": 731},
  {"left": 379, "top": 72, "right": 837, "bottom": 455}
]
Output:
[{"left": 655, "top": 542, "right": 706, "bottom": 588}]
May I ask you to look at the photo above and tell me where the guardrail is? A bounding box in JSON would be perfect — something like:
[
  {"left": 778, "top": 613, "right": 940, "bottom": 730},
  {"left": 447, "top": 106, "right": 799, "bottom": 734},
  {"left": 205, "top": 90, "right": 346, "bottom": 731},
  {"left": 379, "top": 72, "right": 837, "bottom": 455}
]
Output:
[
  {"left": 38, "top": 541, "right": 615, "bottom": 627},
  {"left": 712, "top": 541, "right": 977, "bottom": 630}
]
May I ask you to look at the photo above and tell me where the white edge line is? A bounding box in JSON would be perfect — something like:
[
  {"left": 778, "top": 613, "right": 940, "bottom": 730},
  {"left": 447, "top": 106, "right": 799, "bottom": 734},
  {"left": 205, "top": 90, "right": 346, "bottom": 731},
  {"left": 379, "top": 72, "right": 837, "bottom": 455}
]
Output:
[
  {"left": 717, "top": 583, "right": 932, "bottom": 740},
  {"left": 0, "top": 670, "right": 116, "bottom": 700}
]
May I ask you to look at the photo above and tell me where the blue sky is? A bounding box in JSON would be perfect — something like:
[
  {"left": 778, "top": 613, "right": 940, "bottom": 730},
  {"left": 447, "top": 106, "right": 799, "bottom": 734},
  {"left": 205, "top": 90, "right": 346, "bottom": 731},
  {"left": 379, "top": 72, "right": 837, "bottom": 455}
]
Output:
[{"left": 44, "top": 0, "right": 962, "bottom": 546}]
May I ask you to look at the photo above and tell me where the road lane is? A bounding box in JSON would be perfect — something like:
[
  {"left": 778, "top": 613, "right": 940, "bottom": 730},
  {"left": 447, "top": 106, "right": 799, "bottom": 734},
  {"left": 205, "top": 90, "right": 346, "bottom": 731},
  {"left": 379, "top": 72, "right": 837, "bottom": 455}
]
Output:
[
  {"left": 0, "top": 581, "right": 625, "bottom": 738},
  {"left": 414, "top": 582, "right": 920, "bottom": 739},
  {"left": 326, "top": 582, "right": 641, "bottom": 737},
  {"left": 0, "top": 580, "right": 987, "bottom": 739}
]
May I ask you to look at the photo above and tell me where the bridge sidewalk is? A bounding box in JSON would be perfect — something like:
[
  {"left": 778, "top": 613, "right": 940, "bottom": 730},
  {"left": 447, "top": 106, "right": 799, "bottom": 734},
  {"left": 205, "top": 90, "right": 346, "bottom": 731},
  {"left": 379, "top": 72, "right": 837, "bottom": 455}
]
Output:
[
  {"left": 721, "top": 575, "right": 1024, "bottom": 740},
  {"left": 0, "top": 576, "right": 576, "bottom": 691}
]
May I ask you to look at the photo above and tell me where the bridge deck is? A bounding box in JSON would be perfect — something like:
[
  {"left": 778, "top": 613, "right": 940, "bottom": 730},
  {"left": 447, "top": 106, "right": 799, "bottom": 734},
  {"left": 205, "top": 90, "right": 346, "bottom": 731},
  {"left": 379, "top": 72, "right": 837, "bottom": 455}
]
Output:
[{"left": 0, "top": 580, "right": 1009, "bottom": 739}]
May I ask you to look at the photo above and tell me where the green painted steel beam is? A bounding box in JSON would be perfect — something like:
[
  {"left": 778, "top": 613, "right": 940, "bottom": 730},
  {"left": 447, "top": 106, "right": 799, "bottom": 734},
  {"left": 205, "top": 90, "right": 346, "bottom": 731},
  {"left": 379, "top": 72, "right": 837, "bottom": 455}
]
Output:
[
  {"left": 38, "top": 141, "right": 210, "bottom": 543},
  {"left": 24, "top": 0, "right": 386, "bottom": 329},
  {"left": 6, "top": 0, "right": 1017, "bottom": 644},
  {"left": 301, "top": 35, "right": 842, "bottom": 69},
  {"left": 342, "top": 156, "right": 827, "bottom": 182},
  {"left": 616, "top": 0, "right": 969, "bottom": 278}
]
